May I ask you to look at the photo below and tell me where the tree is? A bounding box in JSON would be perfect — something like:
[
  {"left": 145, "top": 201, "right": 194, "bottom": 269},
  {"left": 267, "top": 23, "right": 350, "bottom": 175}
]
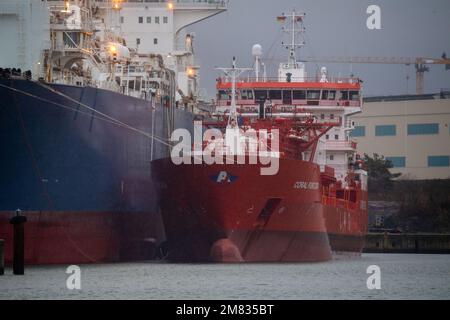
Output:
[{"left": 363, "top": 153, "right": 401, "bottom": 195}]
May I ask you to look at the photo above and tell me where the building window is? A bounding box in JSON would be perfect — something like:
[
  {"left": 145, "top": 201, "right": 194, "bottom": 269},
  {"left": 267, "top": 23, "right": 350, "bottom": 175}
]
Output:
[
  {"left": 428, "top": 156, "right": 450, "bottom": 167},
  {"left": 375, "top": 125, "right": 396, "bottom": 136},
  {"left": 136, "top": 38, "right": 141, "bottom": 45},
  {"left": 138, "top": 17, "right": 143, "bottom": 24},
  {"left": 350, "top": 126, "right": 365, "bottom": 137},
  {"left": 320, "top": 114, "right": 325, "bottom": 120},
  {"left": 155, "top": 16, "right": 160, "bottom": 24},
  {"left": 407, "top": 123, "right": 439, "bottom": 135},
  {"left": 330, "top": 114, "right": 334, "bottom": 120},
  {"left": 163, "top": 16, "right": 168, "bottom": 24},
  {"left": 325, "top": 134, "right": 329, "bottom": 140},
  {"left": 154, "top": 38, "right": 158, "bottom": 45},
  {"left": 120, "top": 16, "right": 124, "bottom": 24},
  {"left": 329, "top": 155, "right": 334, "bottom": 161},
  {"left": 386, "top": 156, "right": 406, "bottom": 168},
  {"left": 147, "top": 17, "right": 151, "bottom": 23},
  {"left": 334, "top": 134, "right": 339, "bottom": 140}
]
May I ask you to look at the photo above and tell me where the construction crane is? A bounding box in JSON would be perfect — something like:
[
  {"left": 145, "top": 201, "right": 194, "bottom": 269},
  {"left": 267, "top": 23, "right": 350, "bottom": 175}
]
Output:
[{"left": 303, "top": 54, "right": 450, "bottom": 94}]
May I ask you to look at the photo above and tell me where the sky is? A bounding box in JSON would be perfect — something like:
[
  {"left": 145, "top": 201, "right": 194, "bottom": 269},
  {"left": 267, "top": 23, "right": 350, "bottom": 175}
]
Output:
[{"left": 188, "top": 0, "right": 450, "bottom": 99}]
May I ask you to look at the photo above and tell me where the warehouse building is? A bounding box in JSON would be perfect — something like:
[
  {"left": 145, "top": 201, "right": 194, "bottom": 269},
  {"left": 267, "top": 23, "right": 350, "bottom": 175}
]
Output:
[{"left": 351, "top": 91, "right": 450, "bottom": 180}]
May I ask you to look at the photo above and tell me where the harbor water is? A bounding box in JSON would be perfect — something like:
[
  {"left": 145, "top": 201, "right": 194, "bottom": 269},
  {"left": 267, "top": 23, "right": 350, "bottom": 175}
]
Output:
[{"left": 0, "top": 254, "right": 449, "bottom": 300}]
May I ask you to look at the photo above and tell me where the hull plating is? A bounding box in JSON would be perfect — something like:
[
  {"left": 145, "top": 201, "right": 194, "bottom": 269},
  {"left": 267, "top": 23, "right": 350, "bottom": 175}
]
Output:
[
  {"left": 152, "top": 157, "right": 333, "bottom": 262},
  {"left": 0, "top": 78, "right": 194, "bottom": 264}
]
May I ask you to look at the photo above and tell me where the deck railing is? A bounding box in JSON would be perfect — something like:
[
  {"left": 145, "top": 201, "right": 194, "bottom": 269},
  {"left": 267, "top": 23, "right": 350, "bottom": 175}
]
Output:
[
  {"left": 218, "top": 76, "right": 361, "bottom": 84},
  {"left": 325, "top": 141, "right": 357, "bottom": 150}
]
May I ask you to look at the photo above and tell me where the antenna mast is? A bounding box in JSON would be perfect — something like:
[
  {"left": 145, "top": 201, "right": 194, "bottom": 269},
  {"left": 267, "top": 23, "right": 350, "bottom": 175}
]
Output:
[
  {"left": 278, "top": 11, "right": 306, "bottom": 68},
  {"left": 216, "top": 57, "right": 252, "bottom": 127}
]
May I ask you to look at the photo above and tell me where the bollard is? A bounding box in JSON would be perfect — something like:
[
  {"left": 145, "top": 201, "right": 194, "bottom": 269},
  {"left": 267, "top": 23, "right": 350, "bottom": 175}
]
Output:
[
  {"left": 0, "top": 239, "right": 4, "bottom": 276},
  {"left": 9, "top": 209, "right": 27, "bottom": 275}
]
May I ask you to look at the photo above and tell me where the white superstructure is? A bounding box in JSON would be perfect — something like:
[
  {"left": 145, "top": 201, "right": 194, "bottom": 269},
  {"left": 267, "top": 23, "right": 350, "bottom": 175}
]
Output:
[
  {"left": 215, "top": 11, "right": 366, "bottom": 186},
  {"left": 0, "top": 0, "right": 227, "bottom": 107}
]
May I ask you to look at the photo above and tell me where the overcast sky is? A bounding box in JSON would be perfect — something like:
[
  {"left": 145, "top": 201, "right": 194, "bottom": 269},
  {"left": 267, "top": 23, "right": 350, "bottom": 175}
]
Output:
[{"left": 188, "top": 0, "right": 450, "bottom": 99}]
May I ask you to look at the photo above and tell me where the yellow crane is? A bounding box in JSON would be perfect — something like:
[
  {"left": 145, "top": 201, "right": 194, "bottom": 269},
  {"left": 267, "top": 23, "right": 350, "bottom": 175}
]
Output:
[{"left": 304, "top": 54, "right": 450, "bottom": 94}]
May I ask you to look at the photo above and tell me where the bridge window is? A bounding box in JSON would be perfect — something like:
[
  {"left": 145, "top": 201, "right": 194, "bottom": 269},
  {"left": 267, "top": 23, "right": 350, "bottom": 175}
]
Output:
[
  {"left": 138, "top": 17, "right": 143, "bottom": 24},
  {"left": 269, "top": 90, "right": 282, "bottom": 100},
  {"left": 322, "top": 90, "right": 337, "bottom": 100},
  {"left": 155, "top": 16, "right": 160, "bottom": 24},
  {"left": 147, "top": 17, "right": 151, "bottom": 23},
  {"left": 340, "top": 91, "right": 349, "bottom": 100},
  {"left": 283, "top": 90, "right": 292, "bottom": 101},
  {"left": 241, "top": 90, "right": 253, "bottom": 100},
  {"left": 254, "top": 90, "right": 268, "bottom": 100},
  {"left": 350, "top": 91, "right": 360, "bottom": 101},
  {"left": 328, "top": 90, "right": 336, "bottom": 100},
  {"left": 218, "top": 90, "right": 230, "bottom": 100},
  {"left": 293, "top": 90, "right": 306, "bottom": 99},
  {"left": 163, "top": 16, "right": 168, "bottom": 24},
  {"left": 307, "top": 90, "right": 320, "bottom": 100}
]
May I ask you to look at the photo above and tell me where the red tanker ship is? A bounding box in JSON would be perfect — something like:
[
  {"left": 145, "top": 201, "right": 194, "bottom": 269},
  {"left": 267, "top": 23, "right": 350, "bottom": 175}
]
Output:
[{"left": 152, "top": 11, "right": 368, "bottom": 262}]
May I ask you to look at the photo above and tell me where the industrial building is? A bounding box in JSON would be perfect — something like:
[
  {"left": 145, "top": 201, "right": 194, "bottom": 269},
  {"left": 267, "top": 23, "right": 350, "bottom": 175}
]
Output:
[{"left": 351, "top": 91, "right": 450, "bottom": 180}]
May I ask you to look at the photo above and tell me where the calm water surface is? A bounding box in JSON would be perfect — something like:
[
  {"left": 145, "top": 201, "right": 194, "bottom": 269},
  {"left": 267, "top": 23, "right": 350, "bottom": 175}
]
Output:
[{"left": 0, "top": 254, "right": 449, "bottom": 300}]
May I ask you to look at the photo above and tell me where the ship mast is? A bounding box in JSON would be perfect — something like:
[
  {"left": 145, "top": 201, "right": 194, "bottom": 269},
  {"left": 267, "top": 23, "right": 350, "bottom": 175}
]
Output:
[
  {"left": 279, "top": 11, "right": 306, "bottom": 68},
  {"left": 216, "top": 57, "right": 251, "bottom": 128}
]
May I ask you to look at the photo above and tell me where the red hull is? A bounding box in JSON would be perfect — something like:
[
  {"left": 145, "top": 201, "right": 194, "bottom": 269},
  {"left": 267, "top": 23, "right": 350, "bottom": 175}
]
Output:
[
  {"left": 0, "top": 211, "right": 163, "bottom": 264},
  {"left": 152, "top": 157, "right": 334, "bottom": 262},
  {"left": 323, "top": 192, "right": 368, "bottom": 256}
]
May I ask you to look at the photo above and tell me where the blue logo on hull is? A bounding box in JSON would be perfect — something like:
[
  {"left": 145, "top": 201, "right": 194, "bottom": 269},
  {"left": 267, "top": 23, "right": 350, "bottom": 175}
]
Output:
[{"left": 210, "top": 171, "right": 238, "bottom": 184}]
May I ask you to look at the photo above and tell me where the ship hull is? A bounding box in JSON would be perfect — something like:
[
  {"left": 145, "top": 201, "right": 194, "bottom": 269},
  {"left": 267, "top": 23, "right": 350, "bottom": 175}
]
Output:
[
  {"left": 324, "top": 193, "right": 368, "bottom": 257},
  {"left": 0, "top": 78, "right": 194, "bottom": 264},
  {"left": 0, "top": 211, "right": 163, "bottom": 264},
  {"left": 152, "top": 157, "right": 333, "bottom": 262}
]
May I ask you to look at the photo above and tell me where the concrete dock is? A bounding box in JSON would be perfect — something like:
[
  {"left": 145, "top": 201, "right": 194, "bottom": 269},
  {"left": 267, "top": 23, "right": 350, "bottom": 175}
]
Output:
[{"left": 364, "top": 233, "right": 450, "bottom": 253}]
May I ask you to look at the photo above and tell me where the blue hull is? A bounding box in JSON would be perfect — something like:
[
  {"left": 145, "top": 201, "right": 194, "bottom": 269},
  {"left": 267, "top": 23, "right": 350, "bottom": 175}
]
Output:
[{"left": 0, "top": 78, "right": 194, "bottom": 263}]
